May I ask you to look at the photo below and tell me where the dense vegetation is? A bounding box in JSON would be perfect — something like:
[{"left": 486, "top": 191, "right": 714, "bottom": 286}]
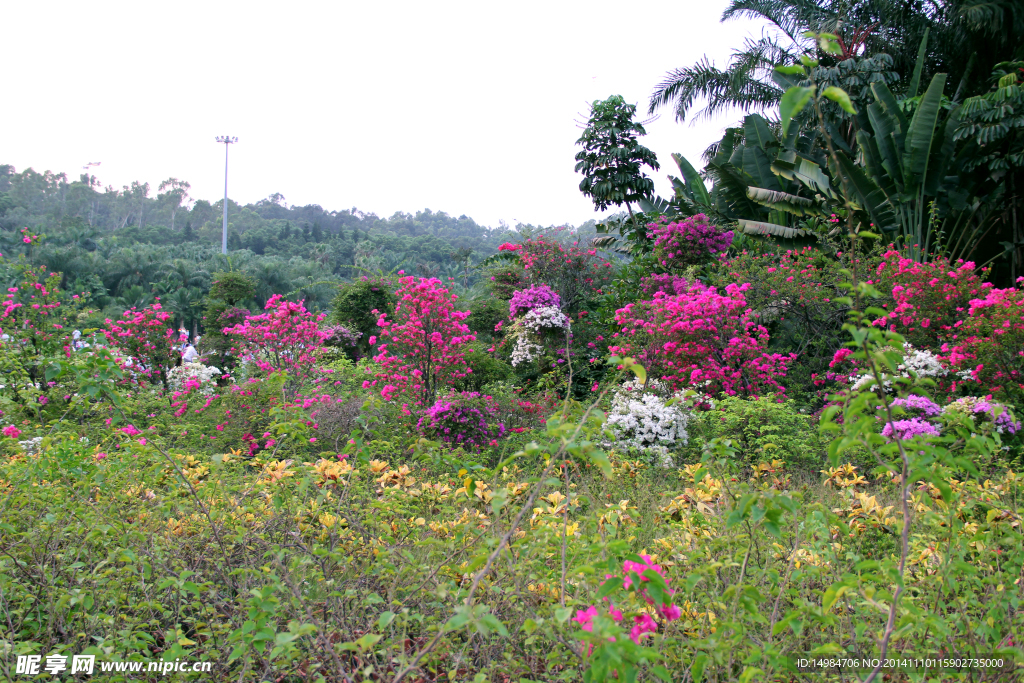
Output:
[
  {"left": 3, "top": 2, "right": 1024, "bottom": 682},
  {"left": 0, "top": 166, "right": 601, "bottom": 326}
]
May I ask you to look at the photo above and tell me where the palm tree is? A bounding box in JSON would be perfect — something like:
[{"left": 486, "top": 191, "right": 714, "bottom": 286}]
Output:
[
  {"left": 648, "top": 0, "right": 936, "bottom": 124},
  {"left": 245, "top": 260, "right": 291, "bottom": 308},
  {"left": 163, "top": 286, "right": 204, "bottom": 337},
  {"left": 104, "top": 248, "right": 162, "bottom": 295},
  {"left": 115, "top": 285, "right": 153, "bottom": 311}
]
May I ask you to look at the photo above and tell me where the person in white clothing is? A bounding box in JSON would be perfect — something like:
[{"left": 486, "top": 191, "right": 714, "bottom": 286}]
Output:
[{"left": 182, "top": 343, "right": 199, "bottom": 363}]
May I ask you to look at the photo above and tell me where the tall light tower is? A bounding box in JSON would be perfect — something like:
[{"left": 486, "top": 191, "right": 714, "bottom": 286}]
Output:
[{"left": 215, "top": 136, "right": 238, "bottom": 254}]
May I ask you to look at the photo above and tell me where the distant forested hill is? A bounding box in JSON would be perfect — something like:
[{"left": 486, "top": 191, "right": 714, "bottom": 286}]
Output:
[{"left": 0, "top": 164, "right": 601, "bottom": 327}]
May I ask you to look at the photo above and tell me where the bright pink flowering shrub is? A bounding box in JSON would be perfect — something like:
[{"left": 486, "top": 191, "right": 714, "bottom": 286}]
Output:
[
  {"left": 491, "top": 230, "right": 613, "bottom": 313},
  {"left": 104, "top": 303, "right": 176, "bottom": 389},
  {"left": 942, "top": 279, "right": 1024, "bottom": 399},
  {"left": 610, "top": 283, "right": 794, "bottom": 397},
  {"left": 873, "top": 249, "right": 992, "bottom": 348},
  {"left": 651, "top": 214, "right": 732, "bottom": 271},
  {"left": 639, "top": 273, "right": 689, "bottom": 297},
  {"left": 223, "top": 295, "right": 329, "bottom": 381},
  {"left": 574, "top": 554, "right": 682, "bottom": 658},
  {"left": 2, "top": 425, "right": 21, "bottom": 439},
  {"left": 371, "top": 276, "right": 475, "bottom": 403},
  {"left": 415, "top": 391, "right": 505, "bottom": 450}
]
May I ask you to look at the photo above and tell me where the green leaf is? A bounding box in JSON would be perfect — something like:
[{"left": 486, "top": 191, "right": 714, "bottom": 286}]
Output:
[
  {"left": 691, "top": 653, "right": 708, "bottom": 683},
  {"left": 822, "top": 86, "right": 856, "bottom": 114},
  {"left": 779, "top": 86, "right": 815, "bottom": 137},
  {"left": 907, "top": 28, "right": 929, "bottom": 99},
  {"left": 774, "top": 65, "right": 805, "bottom": 76},
  {"left": 831, "top": 151, "right": 899, "bottom": 232},
  {"left": 903, "top": 73, "right": 948, "bottom": 191},
  {"left": 378, "top": 611, "right": 396, "bottom": 629},
  {"left": 353, "top": 633, "right": 382, "bottom": 651},
  {"left": 479, "top": 612, "right": 509, "bottom": 637},
  {"left": 554, "top": 607, "right": 573, "bottom": 623},
  {"left": 671, "top": 153, "right": 711, "bottom": 207},
  {"left": 736, "top": 220, "right": 810, "bottom": 239},
  {"left": 746, "top": 187, "right": 821, "bottom": 216},
  {"left": 596, "top": 576, "right": 623, "bottom": 599}
]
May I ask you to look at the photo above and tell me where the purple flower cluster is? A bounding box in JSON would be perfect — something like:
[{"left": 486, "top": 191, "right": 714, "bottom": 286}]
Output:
[
  {"left": 945, "top": 396, "right": 1021, "bottom": 435},
  {"left": 324, "top": 324, "right": 362, "bottom": 347},
  {"left": 639, "top": 273, "right": 692, "bottom": 297},
  {"left": 416, "top": 391, "right": 506, "bottom": 450},
  {"left": 891, "top": 394, "right": 942, "bottom": 416},
  {"left": 509, "top": 284, "right": 561, "bottom": 319},
  {"left": 651, "top": 214, "right": 733, "bottom": 270},
  {"left": 881, "top": 418, "right": 941, "bottom": 440}
]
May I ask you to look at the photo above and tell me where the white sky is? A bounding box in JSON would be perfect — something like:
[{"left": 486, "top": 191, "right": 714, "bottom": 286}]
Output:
[{"left": 4, "top": 0, "right": 770, "bottom": 228}]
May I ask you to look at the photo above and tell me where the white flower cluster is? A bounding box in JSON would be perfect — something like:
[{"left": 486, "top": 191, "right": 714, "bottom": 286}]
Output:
[
  {"left": 167, "top": 362, "right": 223, "bottom": 395},
  {"left": 18, "top": 436, "right": 44, "bottom": 456},
  {"left": 850, "top": 344, "right": 958, "bottom": 392},
  {"left": 510, "top": 306, "right": 571, "bottom": 367},
  {"left": 603, "top": 379, "right": 690, "bottom": 467}
]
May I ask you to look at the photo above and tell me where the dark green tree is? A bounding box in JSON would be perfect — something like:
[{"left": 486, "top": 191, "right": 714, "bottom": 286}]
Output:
[
  {"left": 202, "top": 271, "right": 256, "bottom": 372},
  {"left": 574, "top": 95, "right": 660, "bottom": 224},
  {"left": 328, "top": 277, "right": 397, "bottom": 359}
]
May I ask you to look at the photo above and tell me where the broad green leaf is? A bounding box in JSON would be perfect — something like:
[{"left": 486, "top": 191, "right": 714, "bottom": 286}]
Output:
[
  {"left": 907, "top": 28, "right": 929, "bottom": 99},
  {"left": 737, "top": 220, "right": 810, "bottom": 239},
  {"left": 354, "top": 633, "right": 382, "bottom": 650},
  {"left": 774, "top": 65, "right": 805, "bottom": 76},
  {"left": 671, "top": 153, "right": 711, "bottom": 207},
  {"left": 691, "top": 653, "right": 708, "bottom": 683},
  {"left": 903, "top": 73, "right": 948, "bottom": 191},
  {"left": 822, "top": 86, "right": 856, "bottom": 114},
  {"left": 779, "top": 86, "right": 815, "bottom": 137}
]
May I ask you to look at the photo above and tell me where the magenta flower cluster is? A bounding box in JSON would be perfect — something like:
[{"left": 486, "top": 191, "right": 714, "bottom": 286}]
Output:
[
  {"left": 650, "top": 214, "right": 733, "bottom": 270},
  {"left": 509, "top": 284, "right": 561, "bottom": 319},
  {"left": 415, "top": 391, "right": 506, "bottom": 450},
  {"left": 891, "top": 394, "right": 942, "bottom": 417},
  {"left": 881, "top": 418, "right": 941, "bottom": 440},
  {"left": 574, "top": 554, "right": 682, "bottom": 654},
  {"left": 639, "top": 273, "right": 691, "bottom": 297}
]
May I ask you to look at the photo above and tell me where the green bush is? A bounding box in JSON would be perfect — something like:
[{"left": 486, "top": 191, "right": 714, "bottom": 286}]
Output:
[
  {"left": 452, "top": 343, "right": 514, "bottom": 392},
  {"left": 685, "top": 394, "right": 824, "bottom": 472},
  {"left": 463, "top": 297, "right": 508, "bottom": 342},
  {"left": 328, "top": 277, "right": 397, "bottom": 358}
]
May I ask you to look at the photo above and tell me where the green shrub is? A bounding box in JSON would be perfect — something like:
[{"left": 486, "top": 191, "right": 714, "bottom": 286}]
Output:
[
  {"left": 452, "top": 343, "right": 514, "bottom": 392},
  {"left": 328, "top": 277, "right": 397, "bottom": 358},
  {"left": 463, "top": 297, "right": 508, "bottom": 342},
  {"left": 685, "top": 394, "right": 824, "bottom": 472}
]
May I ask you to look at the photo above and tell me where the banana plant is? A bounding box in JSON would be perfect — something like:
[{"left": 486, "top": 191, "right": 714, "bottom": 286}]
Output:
[{"left": 772, "top": 33, "right": 991, "bottom": 262}]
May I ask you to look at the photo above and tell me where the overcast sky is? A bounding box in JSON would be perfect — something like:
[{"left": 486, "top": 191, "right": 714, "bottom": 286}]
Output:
[{"left": 4, "top": 0, "right": 769, "bottom": 228}]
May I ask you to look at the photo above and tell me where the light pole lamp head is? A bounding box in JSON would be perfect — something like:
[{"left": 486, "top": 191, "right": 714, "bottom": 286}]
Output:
[{"left": 215, "top": 136, "right": 238, "bottom": 144}]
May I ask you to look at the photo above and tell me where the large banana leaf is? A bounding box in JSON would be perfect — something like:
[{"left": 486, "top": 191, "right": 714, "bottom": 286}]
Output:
[
  {"left": 771, "top": 156, "right": 837, "bottom": 199},
  {"left": 737, "top": 220, "right": 810, "bottom": 238},
  {"left": 903, "top": 73, "right": 947, "bottom": 190},
  {"left": 746, "top": 187, "right": 824, "bottom": 216},
  {"left": 866, "top": 101, "right": 905, "bottom": 195},
  {"left": 831, "top": 152, "right": 900, "bottom": 232},
  {"left": 671, "top": 153, "right": 711, "bottom": 207}
]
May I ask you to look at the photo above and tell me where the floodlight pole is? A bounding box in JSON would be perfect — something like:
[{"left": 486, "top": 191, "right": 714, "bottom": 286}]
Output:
[{"left": 215, "top": 136, "right": 238, "bottom": 254}]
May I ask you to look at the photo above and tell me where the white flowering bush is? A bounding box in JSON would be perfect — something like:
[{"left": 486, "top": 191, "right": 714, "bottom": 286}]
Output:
[
  {"left": 509, "top": 305, "right": 571, "bottom": 367},
  {"left": 849, "top": 343, "right": 968, "bottom": 392},
  {"left": 167, "top": 362, "right": 223, "bottom": 396},
  {"left": 603, "top": 379, "right": 690, "bottom": 466}
]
